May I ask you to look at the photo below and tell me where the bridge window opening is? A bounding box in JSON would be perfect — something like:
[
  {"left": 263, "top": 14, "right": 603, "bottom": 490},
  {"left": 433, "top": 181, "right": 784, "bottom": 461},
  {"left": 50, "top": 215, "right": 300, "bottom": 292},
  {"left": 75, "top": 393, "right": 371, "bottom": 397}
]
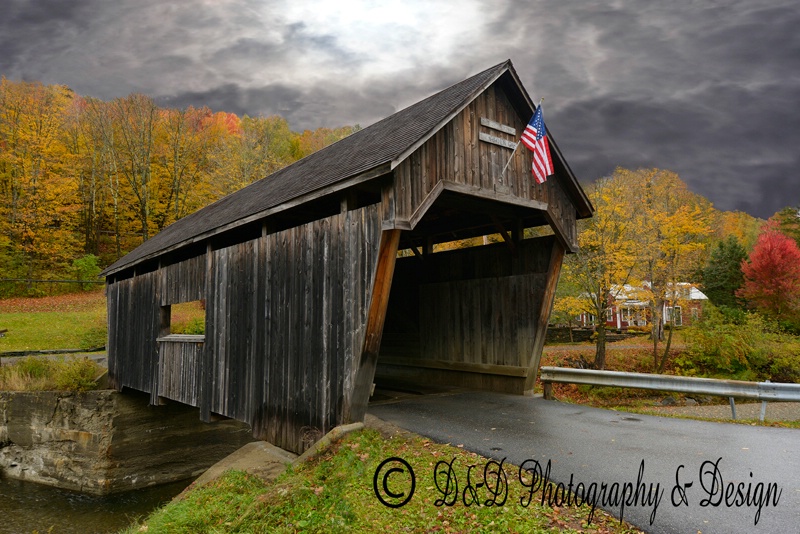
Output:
[
  {"left": 167, "top": 300, "right": 206, "bottom": 335},
  {"left": 432, "top": 234, "right": 503, "bottom": 252},
  {"left": 397, "top": 233, "right": 508, "bottom": 257}
]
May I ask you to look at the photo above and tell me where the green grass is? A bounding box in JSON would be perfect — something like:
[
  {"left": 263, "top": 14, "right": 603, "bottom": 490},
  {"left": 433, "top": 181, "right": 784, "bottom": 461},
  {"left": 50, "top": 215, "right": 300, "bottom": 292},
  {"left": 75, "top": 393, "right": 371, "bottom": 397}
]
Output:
[
  {"left": 0, "top": 291, "right": 107, "bottom": 352},
  {"left": 121, "top": 429, "right": 643, "bottom": 534}
]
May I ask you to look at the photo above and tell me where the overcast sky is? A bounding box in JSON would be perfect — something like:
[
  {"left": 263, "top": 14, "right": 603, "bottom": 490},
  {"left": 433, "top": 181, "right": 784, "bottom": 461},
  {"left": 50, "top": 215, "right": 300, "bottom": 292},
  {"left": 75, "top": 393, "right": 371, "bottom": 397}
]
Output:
[{"left": 2, "top": 0, "right": 798, "bottom": 219}]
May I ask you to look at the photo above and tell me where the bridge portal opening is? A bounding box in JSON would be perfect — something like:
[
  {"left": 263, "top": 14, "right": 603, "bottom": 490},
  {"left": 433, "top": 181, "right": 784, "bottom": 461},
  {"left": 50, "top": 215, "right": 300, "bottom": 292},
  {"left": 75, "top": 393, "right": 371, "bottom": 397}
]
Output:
[{"left": 375, "top": 191, "right": 561, "bottom": 397}]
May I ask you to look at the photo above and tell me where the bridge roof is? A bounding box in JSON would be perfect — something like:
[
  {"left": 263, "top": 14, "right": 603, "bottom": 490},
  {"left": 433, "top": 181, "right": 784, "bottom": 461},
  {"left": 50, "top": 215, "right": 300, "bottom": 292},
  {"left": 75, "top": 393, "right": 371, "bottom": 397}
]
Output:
[{"left": 103, "top": 60, "right": 591, "bottom": 276}]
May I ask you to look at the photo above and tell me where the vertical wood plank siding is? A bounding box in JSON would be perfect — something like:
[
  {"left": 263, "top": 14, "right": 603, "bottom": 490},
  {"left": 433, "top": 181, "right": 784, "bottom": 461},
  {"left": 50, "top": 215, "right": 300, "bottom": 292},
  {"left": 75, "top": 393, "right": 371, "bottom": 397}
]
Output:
[
  {"left": 158, "top": 340, "right": 203, "bottom": 405},
  {"left": 378, "top": 236, "right": 556, "bottom": 393},
  {"left": 390, "top": 82, "right": 578, "bottom": 249},
  {"left": 106, "top": 271, "right": 161, "bottom": 396},
  {"left": 107, "top": 204, "right": 381, "bottom": 454},
  {"left": 160, "top": 254, "right": 206, "bottom": 305}
]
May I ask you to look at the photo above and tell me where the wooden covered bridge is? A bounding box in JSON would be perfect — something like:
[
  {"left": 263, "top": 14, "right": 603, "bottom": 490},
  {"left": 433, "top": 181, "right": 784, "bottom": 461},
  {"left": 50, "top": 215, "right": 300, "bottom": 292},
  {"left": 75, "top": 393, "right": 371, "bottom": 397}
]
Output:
[{"left": 102, "top": 60, "right": 593, "bottom": 453}]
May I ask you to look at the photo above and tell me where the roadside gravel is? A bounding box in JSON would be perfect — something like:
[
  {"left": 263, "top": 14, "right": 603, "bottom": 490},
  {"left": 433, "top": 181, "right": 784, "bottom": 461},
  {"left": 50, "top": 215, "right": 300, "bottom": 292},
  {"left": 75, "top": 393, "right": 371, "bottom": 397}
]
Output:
[{"left": 636, "top": 401, "right": 800, "bottom": 421}]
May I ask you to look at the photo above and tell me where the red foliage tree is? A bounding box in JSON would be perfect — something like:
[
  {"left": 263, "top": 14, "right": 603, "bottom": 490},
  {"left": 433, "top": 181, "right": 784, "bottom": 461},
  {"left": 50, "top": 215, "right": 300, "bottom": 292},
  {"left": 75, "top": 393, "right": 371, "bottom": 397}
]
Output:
[{"left": 736, "top": 222, "right": 800, "bottom": 321}]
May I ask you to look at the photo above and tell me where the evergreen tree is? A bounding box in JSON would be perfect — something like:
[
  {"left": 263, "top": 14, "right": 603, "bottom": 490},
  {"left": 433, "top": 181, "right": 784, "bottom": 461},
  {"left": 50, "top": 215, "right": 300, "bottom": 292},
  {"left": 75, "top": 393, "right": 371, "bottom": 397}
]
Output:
[{"left": 700, "top": 236, "right": 747, "bottom": 309}]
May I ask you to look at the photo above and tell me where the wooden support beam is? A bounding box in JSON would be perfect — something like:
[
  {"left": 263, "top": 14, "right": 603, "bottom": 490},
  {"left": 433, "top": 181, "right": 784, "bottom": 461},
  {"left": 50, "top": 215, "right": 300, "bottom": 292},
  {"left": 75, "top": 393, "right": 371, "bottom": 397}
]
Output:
[
  {"left": 199, "top": 243, "right": 214, "bottom": 423},
  {"left": 345, "top": 229, "right": 402, "bottom": 422},
  {"left": 340, "top": 190, "right": 358, "bottom": 213},
  {"left": 379, "top": 357, "right": 528, "bottom": 377},
  {"left": 512, "top": 219, "right": 524, "bottom": 242},
  {"left": 544, "top": 209, "right": 578, "bottom": 253},
  {"left": 524, "top": 238, "right": 565, "bottom": 393},
  {"left": 424, "top": 237, "right": 434, "bottom": 255},
  {"left": 490, "top": 215, "right": 516, "bottom": 254}
]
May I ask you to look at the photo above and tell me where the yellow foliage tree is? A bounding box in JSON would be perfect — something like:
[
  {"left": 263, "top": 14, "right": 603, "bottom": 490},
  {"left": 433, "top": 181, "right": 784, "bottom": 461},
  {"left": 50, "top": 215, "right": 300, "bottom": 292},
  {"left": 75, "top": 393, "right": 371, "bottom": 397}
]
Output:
[
  {"left": 630, "top": 168, "right": 714, "bottom": 372},
  {"left": 0, "top": 78, "right": 80, "bottom": 286},
  {"left": 559, "top": 168, "right": 642, "bottom": 369}
]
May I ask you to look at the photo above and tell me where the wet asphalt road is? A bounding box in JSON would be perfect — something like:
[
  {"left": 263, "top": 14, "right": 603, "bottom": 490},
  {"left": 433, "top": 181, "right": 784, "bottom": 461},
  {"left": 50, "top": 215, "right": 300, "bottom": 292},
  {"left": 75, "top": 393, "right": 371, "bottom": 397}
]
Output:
[{"left": 368, "top": 391, "right": 800, "bottom": 534}]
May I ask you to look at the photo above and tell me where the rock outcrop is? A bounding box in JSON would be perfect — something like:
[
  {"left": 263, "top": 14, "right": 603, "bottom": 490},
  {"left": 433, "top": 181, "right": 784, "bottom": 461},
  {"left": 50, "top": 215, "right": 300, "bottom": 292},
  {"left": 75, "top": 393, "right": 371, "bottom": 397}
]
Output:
[{"left": 0, "top": 389, "right": 253, "bottom": 494}]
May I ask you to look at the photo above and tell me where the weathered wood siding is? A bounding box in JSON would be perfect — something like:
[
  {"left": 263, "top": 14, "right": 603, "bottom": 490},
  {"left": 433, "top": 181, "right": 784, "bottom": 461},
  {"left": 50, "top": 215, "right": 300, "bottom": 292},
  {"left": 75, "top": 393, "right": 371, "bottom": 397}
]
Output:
[
  {"left": 158, "top": 339, "right": 203, "bottom": 406},
  {"left": 378, "top": 236, "right": 556, "bottom": 393},
  {"left": 203, "top": 204, "right": 381, "bottom": 452},
  {"left": 107, "top": 271, "right": 161, "bottom": 395},
  {"left": 159, "top": 253, "right": 206, "bottom": 306},
  {"left": 107, "top": 204, "right": 383, "bottom": 454},
  {"left": 389, "top": 82, "right": 578, "bottom": 249}
]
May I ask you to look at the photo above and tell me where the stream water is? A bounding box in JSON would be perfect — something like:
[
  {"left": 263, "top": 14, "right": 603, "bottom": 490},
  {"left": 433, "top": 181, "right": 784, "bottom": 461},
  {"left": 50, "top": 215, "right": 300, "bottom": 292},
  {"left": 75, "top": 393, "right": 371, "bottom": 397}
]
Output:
[{"left": 0, "top": 476, "right": 191, "bottom": 534}]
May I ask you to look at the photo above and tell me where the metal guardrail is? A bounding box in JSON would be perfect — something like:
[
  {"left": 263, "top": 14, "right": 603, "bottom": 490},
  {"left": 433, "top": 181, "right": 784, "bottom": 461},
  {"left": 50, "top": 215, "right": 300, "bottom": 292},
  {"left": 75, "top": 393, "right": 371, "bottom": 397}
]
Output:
[{"left": 539, "top": 366, "right": 800, "bottom": 422}]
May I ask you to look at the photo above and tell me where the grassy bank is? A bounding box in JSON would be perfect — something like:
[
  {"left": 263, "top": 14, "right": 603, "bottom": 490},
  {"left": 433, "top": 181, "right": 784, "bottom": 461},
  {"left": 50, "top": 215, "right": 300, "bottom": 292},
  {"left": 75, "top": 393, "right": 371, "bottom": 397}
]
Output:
[
  {"left": 122, "top": 428, "right": 643, "bottom": 533},
  {"left": 0, "top": 290, "right": 107, "bottom": 352}
]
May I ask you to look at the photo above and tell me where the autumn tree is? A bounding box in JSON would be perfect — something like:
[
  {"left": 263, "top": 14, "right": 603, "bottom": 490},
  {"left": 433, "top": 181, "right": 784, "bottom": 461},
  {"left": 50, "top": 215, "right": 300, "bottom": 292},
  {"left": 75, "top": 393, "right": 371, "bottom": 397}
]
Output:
[
  {"left": 737, "top": 222, "right": 800, "bottom": 328},
  {"left": 82, "top": 97, "right": 125, "bottom": 259},
  {"left": 715, "top": 209, "right": 762, "bottom": 251},
  {"left": 208, "top": 115, "right": 295, "bottom": 199},
  {"left": 700, "top": 236, "right": 747, "bottom": 309},
  {"left": 770, "top": 206, "right": 800, "bottom": 248},
  {"left": 153, "top": 106, "right": 216, "bottom": 231},
  {"left": 551, "top": 273, "right": 591, "bottom": 344},
  {"left": 634, "top": 168, "right": 713, "bottom": 372},
  {"left": 110, "top": 93, "right": 159, "bottom": 242},
  {"left": 0, "top": 77, "right": 361, "bottom": 294},
  {"left": 292, "top": 125, "right": 361, "bottom": 159},
  {"left": 558, "top": 169, "right": 642, "bottom": 369},
  {"left": 0, "top": 78, "right": 80, "bottom": 285}
]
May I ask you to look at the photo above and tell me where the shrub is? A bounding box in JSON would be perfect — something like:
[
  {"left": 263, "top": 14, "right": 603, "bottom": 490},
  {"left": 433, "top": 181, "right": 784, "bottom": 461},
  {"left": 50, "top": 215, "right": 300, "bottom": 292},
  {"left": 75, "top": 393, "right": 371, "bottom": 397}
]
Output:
[
  {"left": 54, "top": 357, "right": 101, "bottom": 392},
  {"left": 680, "top": 304, "right": 800, "bottom": 381},
  {"left": 770, "top": 353, "right": 800, "bottom": 383},
  {"left": 183, "top": 317, "right": 205, "bottom": 335},
  {"left": 14, "top": 356, "right": 51, "bottom": 379},
  {"left": 679, "top": 306, "right": 758, "bottom": 376},
  {"left": 72, "top": 254, "right": 102, "bottom": 291},
  {"left": 0, "top": 356, "right": 102, "bottom": 392}
]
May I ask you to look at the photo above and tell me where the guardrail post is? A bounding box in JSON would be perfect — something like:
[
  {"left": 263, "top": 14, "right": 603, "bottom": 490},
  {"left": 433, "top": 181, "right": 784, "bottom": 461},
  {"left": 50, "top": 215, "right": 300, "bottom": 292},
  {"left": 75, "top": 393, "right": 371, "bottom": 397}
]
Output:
[
  {"left": 543, "top": 381, "right": 553, "bottom": 400},
  {"left": 759, "top": 380, "right": 770, "bottom": 422},
  {"left": 728, "top": 397, "right": 736, "bottom": 420}
]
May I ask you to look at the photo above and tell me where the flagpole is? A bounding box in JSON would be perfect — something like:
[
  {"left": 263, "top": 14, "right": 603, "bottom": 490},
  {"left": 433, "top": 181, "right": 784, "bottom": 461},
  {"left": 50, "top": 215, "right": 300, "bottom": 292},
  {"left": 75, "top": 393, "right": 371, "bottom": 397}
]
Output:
[
  {"left": 501, "top": 97, "right": 543, "bottom": 179},
  {"left": 499, "top": 142, "right": 520, "bottom": 178}
]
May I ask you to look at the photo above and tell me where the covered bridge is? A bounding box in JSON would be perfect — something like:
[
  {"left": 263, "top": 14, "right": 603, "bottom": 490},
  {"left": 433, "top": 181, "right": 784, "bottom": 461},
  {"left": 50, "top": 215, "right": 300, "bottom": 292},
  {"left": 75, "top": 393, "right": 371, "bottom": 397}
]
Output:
[{"left": 102, "top": 60, "right": 593, "bottom": 454}]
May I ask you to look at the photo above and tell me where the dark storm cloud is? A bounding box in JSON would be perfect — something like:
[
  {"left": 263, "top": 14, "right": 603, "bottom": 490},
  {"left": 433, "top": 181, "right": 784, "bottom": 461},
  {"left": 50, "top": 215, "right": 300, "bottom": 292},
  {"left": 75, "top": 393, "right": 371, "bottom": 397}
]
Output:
[
  {"left": 0, "top": 0, "right": 95, "bottom": 80},
  {"left": 0, "top": 0, "right": 797, "bottom": 218},
  {"left": 493, "top": 0, "right": 800, "bottom": 218}
]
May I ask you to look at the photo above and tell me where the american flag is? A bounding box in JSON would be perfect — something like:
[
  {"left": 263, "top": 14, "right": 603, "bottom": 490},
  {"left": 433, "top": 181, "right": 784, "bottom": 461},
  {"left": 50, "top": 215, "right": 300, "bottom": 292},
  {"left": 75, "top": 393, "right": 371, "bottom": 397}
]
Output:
[{"left": 520, "top": 105, "right": 554, "bottom": 184}]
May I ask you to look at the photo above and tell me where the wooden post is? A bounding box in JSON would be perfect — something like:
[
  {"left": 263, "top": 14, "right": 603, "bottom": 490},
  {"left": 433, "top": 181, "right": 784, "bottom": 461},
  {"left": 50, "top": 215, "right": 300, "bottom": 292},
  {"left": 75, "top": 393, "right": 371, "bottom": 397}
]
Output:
[
  {"left": 345, "top": 229, "right": 401, "bottom": 422},
  {"left": 524, "top": 238, "right": 565, "bottom": 394},
  {"left": 199, "top": 243, "right": 214, "bottom": 423},
  {"left": 341, "top": 190, "right": 357, "bottom": 213}
]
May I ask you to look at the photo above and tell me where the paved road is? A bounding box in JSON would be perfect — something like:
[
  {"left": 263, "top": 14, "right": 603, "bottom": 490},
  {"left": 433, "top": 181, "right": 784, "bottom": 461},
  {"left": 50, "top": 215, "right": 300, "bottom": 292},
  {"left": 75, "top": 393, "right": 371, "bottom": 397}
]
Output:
[{"left": 369, "top": 391, "right": 800, "bottom": 534}]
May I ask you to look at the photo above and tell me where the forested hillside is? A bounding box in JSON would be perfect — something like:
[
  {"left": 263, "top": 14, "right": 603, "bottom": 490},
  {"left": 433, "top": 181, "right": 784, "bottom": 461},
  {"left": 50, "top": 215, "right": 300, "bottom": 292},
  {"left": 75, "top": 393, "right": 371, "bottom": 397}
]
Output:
[
  {"left": 2, "top": 76, "right": 798, "bottom": 314},
  {"left": 0, "top": 78, "right": 358, "bottom": 295}
]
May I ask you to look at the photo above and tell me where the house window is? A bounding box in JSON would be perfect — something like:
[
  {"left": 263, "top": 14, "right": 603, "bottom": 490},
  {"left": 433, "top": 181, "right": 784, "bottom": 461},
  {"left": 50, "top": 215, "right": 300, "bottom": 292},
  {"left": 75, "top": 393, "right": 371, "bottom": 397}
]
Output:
[
  {"left": 666, "top": 305, "right": 682, "bottom": 326},
  {"left": 606, "top": 308, "right": 614, "bottom": 322}
]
